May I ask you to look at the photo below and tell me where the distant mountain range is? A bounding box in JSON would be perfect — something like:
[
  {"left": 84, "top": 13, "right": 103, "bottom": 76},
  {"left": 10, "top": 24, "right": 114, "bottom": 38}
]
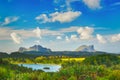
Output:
[
  {"left": 19, "top": 45, "right": 51, "bottom": 53},
  {"left": 1, "top": 45, "right": 116, "bottom": 58},
  {"left": 75, "top": 45, "right": 95, "bottom": 52},
  {"left": 18, "top": 44, "right": 95, "bottom": 53}
]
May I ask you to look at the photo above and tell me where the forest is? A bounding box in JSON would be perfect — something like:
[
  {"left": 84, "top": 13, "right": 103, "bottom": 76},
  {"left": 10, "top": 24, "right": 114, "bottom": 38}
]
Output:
[{"left": 0, "top": 52, "right": 120, "bottom": 80}]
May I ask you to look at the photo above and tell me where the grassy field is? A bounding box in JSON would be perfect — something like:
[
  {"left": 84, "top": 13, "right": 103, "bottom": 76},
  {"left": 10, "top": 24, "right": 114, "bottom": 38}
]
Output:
[{"left": 61, "top": 57, "right": 85, "bottom": 62}]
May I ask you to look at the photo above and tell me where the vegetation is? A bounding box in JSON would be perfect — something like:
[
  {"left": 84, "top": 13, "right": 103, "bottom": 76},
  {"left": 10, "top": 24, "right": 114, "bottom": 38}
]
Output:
[
  {"left": 62, "top": 57, "right": 85, "bottom": 62},
  {"left": 83, "top": 54, "right": 120, "bottom": 66},
  {"left": 0, "top": 53, "right": 120, "bottom": 80}
]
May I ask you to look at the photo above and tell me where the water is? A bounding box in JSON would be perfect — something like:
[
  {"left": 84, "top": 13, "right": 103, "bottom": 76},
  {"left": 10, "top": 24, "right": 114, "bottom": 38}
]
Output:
[{"left": 18, "top": 64, "right": 61, "bottom": 72}]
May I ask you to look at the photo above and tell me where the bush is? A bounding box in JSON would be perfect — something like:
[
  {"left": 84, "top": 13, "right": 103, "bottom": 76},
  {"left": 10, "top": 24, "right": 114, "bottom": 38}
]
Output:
[
  {"left": 0, "top": 67, "right": 10, "bottom": 80},
  {"left": 68, "top": 76, "right": 77, "bottom": 80},
  {"left": 108, "top": 70, "right": 120, "bottom": 80},
  {"left": 83, "top": 54, "right": 120, "bottom": 66}
]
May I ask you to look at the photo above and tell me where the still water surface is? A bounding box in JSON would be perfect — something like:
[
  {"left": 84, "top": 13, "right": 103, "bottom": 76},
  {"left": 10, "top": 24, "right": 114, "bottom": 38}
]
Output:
[{"left": 19, "top": 64, "right": 61, "bottom": 72}]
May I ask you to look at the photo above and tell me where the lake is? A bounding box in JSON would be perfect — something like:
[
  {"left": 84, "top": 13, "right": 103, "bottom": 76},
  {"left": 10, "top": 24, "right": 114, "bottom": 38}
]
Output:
[{"left": 18, "top": 64, "right": 61, "bottom": 72}]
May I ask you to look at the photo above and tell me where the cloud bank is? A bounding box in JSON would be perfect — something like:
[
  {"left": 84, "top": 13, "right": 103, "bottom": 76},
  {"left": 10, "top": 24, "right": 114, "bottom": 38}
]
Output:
[
  {"left": 36, "top": 11, "right": 81, "bottom": 23},
  {"left": 0, "top": 27, "right": 119, "bottom": 45},
  {"left": 77, "top": 27, "right": 94, "bottom": 39},
  {"left": 33, "top": 27, "right": 42, "bottom": 38},
  {"left": 96, "top": 34, "right": 106, "bottom": 44},
  {"left": 111, "top": 34, "right": 120, "bottom": 42}
]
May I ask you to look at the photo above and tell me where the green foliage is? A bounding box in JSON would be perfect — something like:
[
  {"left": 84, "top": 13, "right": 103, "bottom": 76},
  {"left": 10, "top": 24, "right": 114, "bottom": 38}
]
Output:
[
  {"left": 83, "top": 54, "right": 120, "bottom": 66},
  {"left": 108, "top": 70, "right": 120, "bottom": 80},
  {"left": 0, "top": 52, "right": 9, "bottom": 58},
  {"left": 0, "top": 67, "right": 9, "bottom": 80},
  {"left": 0, "top": 54, "right": 120, "bottom": 80},
  {"left": 68, "top": 76, "right": 77, "bottom": 80}
]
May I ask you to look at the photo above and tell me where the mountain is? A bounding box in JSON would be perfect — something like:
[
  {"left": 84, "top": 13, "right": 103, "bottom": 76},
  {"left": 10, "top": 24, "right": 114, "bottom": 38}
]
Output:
[
  {"left": 75, "top": 45, "right": 95, "bottom": 52},
  {"left": 18, "top": 45, "right": 51, "bottom": 53}
]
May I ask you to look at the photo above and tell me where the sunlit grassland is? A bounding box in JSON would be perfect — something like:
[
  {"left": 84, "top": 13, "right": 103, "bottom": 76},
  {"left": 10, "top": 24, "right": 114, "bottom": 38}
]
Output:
[
  {"left": 3, "top": 57, "right": 86, "bottom": 65},
  {"left": 61, "top": 57, "right": 85, "bottom": 62},
  {"left": 119, "top": 56, "right": 120, "bottom": 58}
]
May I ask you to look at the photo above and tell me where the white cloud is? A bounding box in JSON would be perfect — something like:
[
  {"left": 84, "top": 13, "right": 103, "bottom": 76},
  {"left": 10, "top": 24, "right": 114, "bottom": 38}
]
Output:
[
  {"left": 65, "top": 36, "right": 70, "bottom": 42},
  {"left": 56, "top": 36, "right": 62, "bottom": 40},
  {"left": 10, "top": 32, "right": 22, "bottom": 44},
  {"left": 96, "top": 34, "right": 106, "bottom": 44},
  {"left": 2, "top": 16, "right": 19, "bottom": 25},
  {"left": 111, "top": 34, "right": 120, "bottom": 42},
  {"left": 35, "top": 14, "right": 49, "bottom": 23},
  {"left": 54, "top": 0, "right": 80, "bottom": 11},
  {"left": 50, "top": 11, "right": 81, "bottom": 23},
  {"left": 0, "top": 27, "right": 63, "bottom": 40},
  {"left": 36, "top": 11, "right": 81, "bottom": 23},
  {"left": 33, "top": 27, "right": 42, "bottom": 38},
  {"left": 42, "top": 29, "right": 63, "bottom": 36},
  {"left": 77, "top": 26, "right": 94, "bottom": 40},
  {"left": 0, "top": 26, "right": 94, "bottom": 41},
  {"left": 70, "top": 34, "right": 78, "bottom": 41},
  {"left": 83, "top": 0, "right": 101, "bottom": 9},
  {"left": 1, "top": 26, "right": 115, "bottom": 44}
]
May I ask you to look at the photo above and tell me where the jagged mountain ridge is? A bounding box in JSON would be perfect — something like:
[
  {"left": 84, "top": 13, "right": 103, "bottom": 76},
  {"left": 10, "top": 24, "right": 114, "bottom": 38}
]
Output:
[
  {"left": 75, "top": 45, "right": 95, "bottom": 52},
  {"left": 19, "top": 45, "right": 51, "bottom": 52},
  {"left": 19, "top": 45, "right": 95, "bottom": 53}
]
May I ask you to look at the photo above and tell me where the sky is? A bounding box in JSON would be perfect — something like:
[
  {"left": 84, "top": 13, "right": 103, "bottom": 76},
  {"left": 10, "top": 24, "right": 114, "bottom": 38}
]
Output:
[{"left": 0, "top": 0, "right": 120, "bottom": 53}]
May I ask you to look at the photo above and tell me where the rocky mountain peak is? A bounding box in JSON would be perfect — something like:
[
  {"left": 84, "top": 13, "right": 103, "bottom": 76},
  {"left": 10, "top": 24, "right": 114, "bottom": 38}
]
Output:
[
  {"left": 18, "top": 45, "right": 51, "bottom": 52},
  {"left": 75, "top": 45, "right": 95, "bottom": 52}
]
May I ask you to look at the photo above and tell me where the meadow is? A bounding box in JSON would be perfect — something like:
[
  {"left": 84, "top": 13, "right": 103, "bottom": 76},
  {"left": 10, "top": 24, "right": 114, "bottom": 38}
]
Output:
[{"left": 61, "top": 57, "right": 85, "bottom": 62}]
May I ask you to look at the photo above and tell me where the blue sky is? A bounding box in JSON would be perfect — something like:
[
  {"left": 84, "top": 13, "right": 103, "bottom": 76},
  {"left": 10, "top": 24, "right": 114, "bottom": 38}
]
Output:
[{"left": 0, "top": 0, "right": 120, "bottom": 53}]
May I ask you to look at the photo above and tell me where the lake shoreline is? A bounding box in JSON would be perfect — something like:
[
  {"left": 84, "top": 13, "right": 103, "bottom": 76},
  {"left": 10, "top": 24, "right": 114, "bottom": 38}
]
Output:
[{"left": 18, "top": 63, "right": 62, "bottom": 72}]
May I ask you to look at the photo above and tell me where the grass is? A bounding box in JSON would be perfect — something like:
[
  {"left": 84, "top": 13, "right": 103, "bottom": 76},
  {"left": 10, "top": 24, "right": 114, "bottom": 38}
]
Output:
[
  {"left": 61, "top": 57, "right": 85, "bottom": 62},
  {"left": 118, "top": 56, "right": 120, "bottom": 58}
]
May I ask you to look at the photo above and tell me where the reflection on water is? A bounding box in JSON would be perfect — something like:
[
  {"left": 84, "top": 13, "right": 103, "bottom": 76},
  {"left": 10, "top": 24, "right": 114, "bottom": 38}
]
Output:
[{"left": 18, "top": 64, "right": 61, "bottom": 72}]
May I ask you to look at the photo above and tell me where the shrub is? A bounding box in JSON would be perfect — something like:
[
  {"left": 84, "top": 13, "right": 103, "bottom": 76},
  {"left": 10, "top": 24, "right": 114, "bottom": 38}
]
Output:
[{"left": 108, "top": 70, "right": 120, "bottom": 80}]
